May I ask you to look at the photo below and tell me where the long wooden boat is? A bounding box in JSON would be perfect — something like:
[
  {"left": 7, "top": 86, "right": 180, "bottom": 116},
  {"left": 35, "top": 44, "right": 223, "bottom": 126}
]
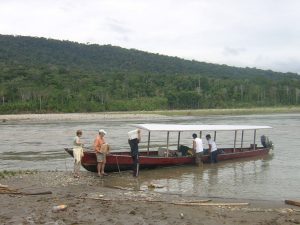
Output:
[
  {"left": 65, "top": 124, "right": 273, "bottom": 173},
  {"left": 64, "top": 149, "right": 195, "bottom": 172}
]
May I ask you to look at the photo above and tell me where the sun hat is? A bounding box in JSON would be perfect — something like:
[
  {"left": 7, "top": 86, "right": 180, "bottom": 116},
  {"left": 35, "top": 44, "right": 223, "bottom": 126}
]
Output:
[{"left": 98, "top": 129, "right": 107, "bottom": 135}]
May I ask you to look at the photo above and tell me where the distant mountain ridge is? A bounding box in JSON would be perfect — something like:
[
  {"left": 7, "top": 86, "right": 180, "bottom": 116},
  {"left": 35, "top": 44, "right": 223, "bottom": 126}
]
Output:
[
  {"left": 0, "top": 34, "right": 299, "bottom": 113},
  {"left": 0, "top": 34, "right": 298, "bottom": 79}
]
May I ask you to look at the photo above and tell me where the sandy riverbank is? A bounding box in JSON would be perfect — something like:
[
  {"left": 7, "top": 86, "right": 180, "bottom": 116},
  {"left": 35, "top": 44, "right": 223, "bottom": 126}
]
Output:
[
  {"left": 0, "top": 112, "right": 167, "bottom": 123},
  {"left": 1, "top": 171, "right": 299, "bottom": 225},
  {"left": 156, "top": 106, "right": 300, "bottom": 116},
  {"left": 1, "top": 107, "right": 300, "bottom": 123}
]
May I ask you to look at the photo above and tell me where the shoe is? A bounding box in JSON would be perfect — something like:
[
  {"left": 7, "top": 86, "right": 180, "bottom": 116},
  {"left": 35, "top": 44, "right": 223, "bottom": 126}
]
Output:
[{"left": 102, "top": 173, "right": 108, "bottom": 176}]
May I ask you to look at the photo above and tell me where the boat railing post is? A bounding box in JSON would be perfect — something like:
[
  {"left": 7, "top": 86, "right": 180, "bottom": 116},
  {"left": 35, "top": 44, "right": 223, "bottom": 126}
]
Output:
[
  {"left": 214, "top": 131, "right": 217, "bottom": 141},
  {"left": 241, "top": 130, "right": 244, "bottom": 149},
  {"left": 166, "top": 131, "right": 170, "bottom": 157},
  {"left": 147, "top": 131, "right": 151, "bottom": 155},
  {"left": 234, "top": 130, "right": 237, "bottom": 152},
  {"left": 253, "top": 129, "right": 256, "bottom": 150},
  {"left": 200, "top": 131, "right": 202, "bottom": 138},
  {"left": 177, "top": 131, "right": 181, "bottom": 151}
]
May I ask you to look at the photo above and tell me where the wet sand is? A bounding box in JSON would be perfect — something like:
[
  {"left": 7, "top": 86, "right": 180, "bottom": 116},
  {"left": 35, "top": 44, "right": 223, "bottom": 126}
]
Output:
[{"left": 1, "top": 171, "right": 300, "bottom": 225}]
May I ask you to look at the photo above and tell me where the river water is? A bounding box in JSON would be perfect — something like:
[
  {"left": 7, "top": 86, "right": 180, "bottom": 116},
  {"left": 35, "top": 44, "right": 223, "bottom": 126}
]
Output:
[{"left": 0, "top": 113, "right": 299, "bottom": 201}]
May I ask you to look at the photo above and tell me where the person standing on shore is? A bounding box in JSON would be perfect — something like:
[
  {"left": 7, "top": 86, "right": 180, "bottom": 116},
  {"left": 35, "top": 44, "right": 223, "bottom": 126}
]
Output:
[
  {"left": 206, "top": 134, "right": 218, "bottom": 163},
  {"left": 73, "top": 130, "right": 84, "bottom": 178},
  {"left": 128, "top": 129, "right": 141, "bottom": 177},
  {"left": 192, "top": 133, "right": 204, "bottom": 167},
  {"left": 94, "top": 129, "right": 108, "bottom": 177}
]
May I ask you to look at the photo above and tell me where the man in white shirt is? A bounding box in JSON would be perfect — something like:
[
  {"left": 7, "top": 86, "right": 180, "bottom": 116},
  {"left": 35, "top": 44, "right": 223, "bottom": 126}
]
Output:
[
  {"left": 206, "top": 134, "right": 218, "bottom": 163},
  {"left": 192, "top": 133, "right": 204, "bottom": 166}
]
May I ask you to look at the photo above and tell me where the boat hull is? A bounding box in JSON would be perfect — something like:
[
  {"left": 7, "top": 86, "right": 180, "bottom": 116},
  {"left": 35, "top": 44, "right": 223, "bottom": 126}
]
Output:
[
  {"left": 64, "top": 147, "right": 270, "bottom": 173},
  {"left": 201, "top": 147, "right": 270, "bottom": 163}
]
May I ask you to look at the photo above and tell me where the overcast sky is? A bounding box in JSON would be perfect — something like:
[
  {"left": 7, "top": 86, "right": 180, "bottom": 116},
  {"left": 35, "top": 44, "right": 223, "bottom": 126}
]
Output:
[{"left": 1, "top": 0, "right": 300, "bottom": 74}]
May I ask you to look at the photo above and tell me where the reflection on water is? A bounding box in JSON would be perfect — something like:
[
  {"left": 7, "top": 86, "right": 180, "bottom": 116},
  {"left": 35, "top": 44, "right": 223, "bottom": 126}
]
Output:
[
  {"left": 102, "top": 155, "right": 274, "bottom": 200},
  {"left": 0, "top": 113, "right": 300, "bottom": 200}
]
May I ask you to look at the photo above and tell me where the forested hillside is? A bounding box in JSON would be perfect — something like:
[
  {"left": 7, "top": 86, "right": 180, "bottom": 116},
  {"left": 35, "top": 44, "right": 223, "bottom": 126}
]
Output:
[{"left": 0, "top": 34, "right": 299, "bottom": 113}]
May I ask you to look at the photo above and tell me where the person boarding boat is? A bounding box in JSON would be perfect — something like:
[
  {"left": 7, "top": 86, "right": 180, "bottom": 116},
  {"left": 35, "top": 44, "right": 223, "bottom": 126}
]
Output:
[
  {"left": 206, "top": 134, "right": 218, "bottom": 163},
  {"left": 128, "top": 129, "right": 141, "bottom": 177},
  {"left": 192, "top": 133, "right": 204, "bottom": 166}
]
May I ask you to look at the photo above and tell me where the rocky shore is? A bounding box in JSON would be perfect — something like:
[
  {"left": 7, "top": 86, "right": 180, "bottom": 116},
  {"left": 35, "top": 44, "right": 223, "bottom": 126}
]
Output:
[{"left": 1, "top": 171, "right": 299, "bottom": 225}]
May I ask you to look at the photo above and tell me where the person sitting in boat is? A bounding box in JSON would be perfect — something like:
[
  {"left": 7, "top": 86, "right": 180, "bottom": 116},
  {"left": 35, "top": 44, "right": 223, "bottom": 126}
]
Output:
[
  {"left": 206, "top": 134, "right": 218, "bottom": 163},
  {"left": 94, "top": 129, "right": 108, "bottom": 177},
  {"left": 128, "top": 129, "right": 141, "bottom": 177},
  {"left": 192, "top": 133, "right": 204, "bottom": 167},
  {"left": 73, "top": 130, "right": 84, "bottom": 178}
]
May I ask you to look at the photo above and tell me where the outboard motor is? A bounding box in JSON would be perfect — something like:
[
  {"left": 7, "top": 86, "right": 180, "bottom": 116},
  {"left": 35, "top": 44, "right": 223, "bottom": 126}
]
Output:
[{"left": 261, "top": 135, "right": 273, "bottom": 148}]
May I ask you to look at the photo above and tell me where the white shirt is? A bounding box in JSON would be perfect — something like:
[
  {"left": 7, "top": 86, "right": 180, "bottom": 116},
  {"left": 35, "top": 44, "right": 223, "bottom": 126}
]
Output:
[
  {"left": 73, "top": 136, "right": 81, "bottom": 147},
  {"left": 194, "top": 137, "right": 204, "bottom": 153},
  {"left": 208, "top": 139, "right": 217, "bottom": 152}
]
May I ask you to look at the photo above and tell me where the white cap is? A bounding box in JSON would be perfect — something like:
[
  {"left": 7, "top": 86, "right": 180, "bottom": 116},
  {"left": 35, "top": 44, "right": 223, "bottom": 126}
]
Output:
[{"left": 98, "top": 129, "right": 107, "bottom": 135}]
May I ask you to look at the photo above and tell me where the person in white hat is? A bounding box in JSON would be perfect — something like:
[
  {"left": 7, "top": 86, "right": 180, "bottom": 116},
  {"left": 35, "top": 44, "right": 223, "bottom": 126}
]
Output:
[{"left": 94, "top": 129, "right": 108, "bottom": 176}]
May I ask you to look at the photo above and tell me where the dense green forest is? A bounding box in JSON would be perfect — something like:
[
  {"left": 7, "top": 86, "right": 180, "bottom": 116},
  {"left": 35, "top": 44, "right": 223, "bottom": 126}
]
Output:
[{"left": 0, "top": 34, "right": 299, "bottom": 113}]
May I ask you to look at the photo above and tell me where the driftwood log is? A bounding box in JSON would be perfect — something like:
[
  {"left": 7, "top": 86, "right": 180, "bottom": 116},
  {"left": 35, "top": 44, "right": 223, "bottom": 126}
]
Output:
[
  {"left": 84, "top": 197, "right": 248, "bottom": 207},
  {"left": 285, "top": 200, "right": 300, "bottom": 207},
  {"left": 172, "top": 202, "right": 249, "bottom": 206},
  {"left": 0, "top": 186, "right": 52, "bottom": 195},
  {"left": 172, "top": 200, "right": 212, "bottom": 205}
]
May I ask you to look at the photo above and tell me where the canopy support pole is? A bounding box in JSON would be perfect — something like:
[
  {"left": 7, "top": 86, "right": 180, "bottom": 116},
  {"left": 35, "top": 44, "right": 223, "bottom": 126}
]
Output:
[
  {"left": 166, "top": 131, "right": 170, "bottom": 157},
  {"left": 241, "top": 130, "right": 244, "bottom": 149},
  {"left": 234, "top": 130, "right": 237, "bottom": 152},
  {"left": 214, "top": 131, "right": 217, "bottom": 141},
  {"left": 253, "top": 130, "right": 256, "bottom": 150},
  {"left": 200, "top": 131, "right": 202, "bottom": 138},
  {"left": 177, "top": 131, "right": 181, "bottom": 150},
  {"left": 147, "top": 131, "right": 151, "bottom": 155}
]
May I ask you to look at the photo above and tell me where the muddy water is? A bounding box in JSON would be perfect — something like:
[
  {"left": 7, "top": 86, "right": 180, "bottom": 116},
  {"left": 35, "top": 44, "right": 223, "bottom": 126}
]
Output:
[{"left": 0, "top": 113, "right": 299, "bottom": 200}]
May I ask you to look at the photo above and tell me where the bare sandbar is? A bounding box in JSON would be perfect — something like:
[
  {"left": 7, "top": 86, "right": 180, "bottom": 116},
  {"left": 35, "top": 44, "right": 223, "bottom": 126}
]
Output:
[
  {"left": 1, "top": 107, "right": 300, "bottom": 123},
  {"left": 0, "top": 112, "right": 167, "bottom": 123}
]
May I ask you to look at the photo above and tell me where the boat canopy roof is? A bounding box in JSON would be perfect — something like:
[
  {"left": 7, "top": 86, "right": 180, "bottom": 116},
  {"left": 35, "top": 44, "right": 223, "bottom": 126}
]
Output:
[{"left": 133, "top": 124, "right": 272, "bottom": 132}]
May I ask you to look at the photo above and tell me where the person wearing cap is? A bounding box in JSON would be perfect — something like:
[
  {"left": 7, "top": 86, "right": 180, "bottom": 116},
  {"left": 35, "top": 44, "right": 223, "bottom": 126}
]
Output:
[
  {"left": 73, "top": 130, "right": 84, "bottom": 178},
  {"left": 192, "top": 133, "right": 204, "bottom": 167},
  {"left": 94, "top": 129, "right": 108, "bottom": 177}
]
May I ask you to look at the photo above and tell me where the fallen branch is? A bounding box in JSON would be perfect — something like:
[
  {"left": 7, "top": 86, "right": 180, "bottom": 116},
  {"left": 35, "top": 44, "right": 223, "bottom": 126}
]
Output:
[
  {"left": 0, "top": 186, "right": 19, "bottom": 194},
  {"left": 111, "top": 186, "right": 134, "bottom": 191},
  {"left": 84, "top": 197, "right": 111, "bottom": 201},
  {"left": 285, "top": 200, "right": 300, "bottom": 207},
  {"left": 172, "top": 199, "right": 212, "bottom": 204},
  {"left": 83, "top": 197, "right": 213, "bottom": 205},
  {"left": 0, "top": 186, "right": 52, "bottom": 195},
  {"left": 83, "top": 197, "right": 164, "bottom": 203},
  {"left": 172, "top": 202, "right": 249, "bottom": 206},
  {"left": 0, "top": 190, "right": 52, "bottom": 195},
  {"left": 148, "top": 184, "right": 164, "bottom": 189},
  {"left": 20, "top": 191, "right": 52, "bottom": 195}
]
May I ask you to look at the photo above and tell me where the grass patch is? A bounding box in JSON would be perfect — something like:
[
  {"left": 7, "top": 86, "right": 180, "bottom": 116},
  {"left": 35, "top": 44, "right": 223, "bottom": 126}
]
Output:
[
  {"left": 146, "top": 106, "right": 300, "bottom": 116},
  {"left": 101, "top": 106, "right": 300, "bottom": 116}
]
